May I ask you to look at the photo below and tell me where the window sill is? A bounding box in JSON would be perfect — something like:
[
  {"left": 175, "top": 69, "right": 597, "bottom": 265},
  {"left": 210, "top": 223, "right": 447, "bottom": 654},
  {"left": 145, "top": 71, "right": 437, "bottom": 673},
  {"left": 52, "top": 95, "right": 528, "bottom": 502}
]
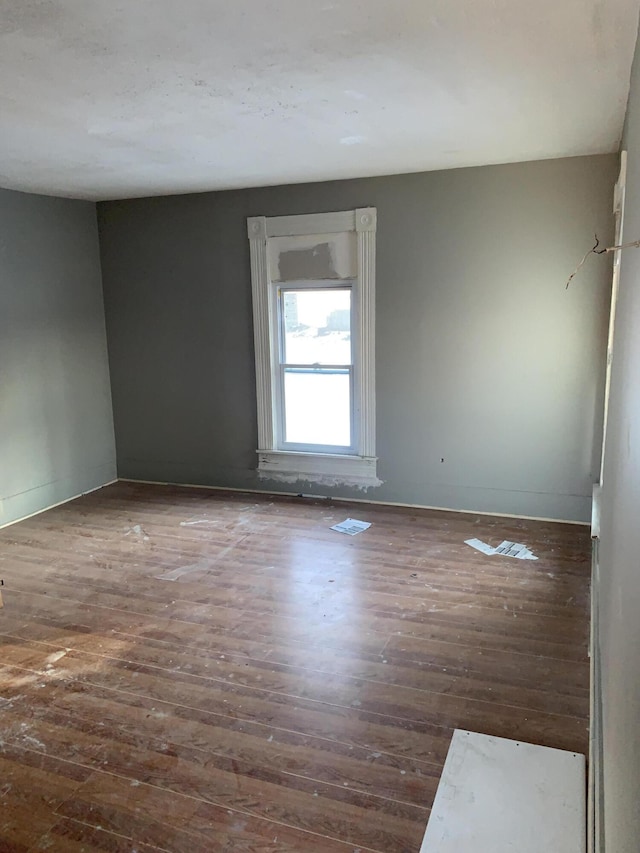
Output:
[{"left": 257, "top": 450, "right": 381, "bottom": 489}]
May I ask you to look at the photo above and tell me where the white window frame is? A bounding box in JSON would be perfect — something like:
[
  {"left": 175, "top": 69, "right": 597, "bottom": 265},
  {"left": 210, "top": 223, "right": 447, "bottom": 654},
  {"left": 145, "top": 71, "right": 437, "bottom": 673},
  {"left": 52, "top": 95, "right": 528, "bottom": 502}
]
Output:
[{"left": 247, "top": 208, "right": 379, "bottom": 487}]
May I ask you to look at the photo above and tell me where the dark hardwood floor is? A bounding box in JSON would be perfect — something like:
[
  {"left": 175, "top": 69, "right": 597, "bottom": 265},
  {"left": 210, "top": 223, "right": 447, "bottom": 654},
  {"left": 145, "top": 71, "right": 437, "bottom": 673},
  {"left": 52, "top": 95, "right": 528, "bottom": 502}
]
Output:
[{"left": 0, "top": 482, "right": 591, "bottom": 852}]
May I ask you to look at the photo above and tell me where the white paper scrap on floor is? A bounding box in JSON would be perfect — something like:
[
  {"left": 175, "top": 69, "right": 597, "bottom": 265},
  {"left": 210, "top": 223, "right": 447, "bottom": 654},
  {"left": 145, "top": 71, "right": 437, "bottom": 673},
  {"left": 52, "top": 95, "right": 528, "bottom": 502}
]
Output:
[
  {"left": 465, "top": 538, "right": 538, "bottom": 560},
  {"left": 330, "top": 518, "right": 371, "bottom": 535},
  {"left": 420, "top": 730, "right": 586, "bottom": 853}
]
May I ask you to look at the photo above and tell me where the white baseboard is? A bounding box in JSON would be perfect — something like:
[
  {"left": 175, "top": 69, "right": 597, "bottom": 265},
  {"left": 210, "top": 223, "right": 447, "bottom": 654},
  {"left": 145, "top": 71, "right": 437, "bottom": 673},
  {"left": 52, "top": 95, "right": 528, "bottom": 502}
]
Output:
[{"left": 0, "top": 479, "right": 118, "bottom": 531}]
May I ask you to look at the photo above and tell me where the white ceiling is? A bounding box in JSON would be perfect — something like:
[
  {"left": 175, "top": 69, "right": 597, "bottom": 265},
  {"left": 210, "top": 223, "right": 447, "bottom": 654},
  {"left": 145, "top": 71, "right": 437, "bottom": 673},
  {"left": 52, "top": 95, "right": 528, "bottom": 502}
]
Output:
[{"left": 1, "top": 0, "right": 638, "bottom": 201}]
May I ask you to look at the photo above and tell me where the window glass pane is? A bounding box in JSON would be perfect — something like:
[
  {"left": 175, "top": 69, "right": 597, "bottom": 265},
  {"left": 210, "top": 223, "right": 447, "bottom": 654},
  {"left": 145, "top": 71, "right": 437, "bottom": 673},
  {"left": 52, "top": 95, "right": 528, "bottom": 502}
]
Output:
[
  {"left": 284, "top": 369, "right": 351, "bottom": 447},
  {"left": 282, "top": 289, "right": 351, "bottom": 365}
]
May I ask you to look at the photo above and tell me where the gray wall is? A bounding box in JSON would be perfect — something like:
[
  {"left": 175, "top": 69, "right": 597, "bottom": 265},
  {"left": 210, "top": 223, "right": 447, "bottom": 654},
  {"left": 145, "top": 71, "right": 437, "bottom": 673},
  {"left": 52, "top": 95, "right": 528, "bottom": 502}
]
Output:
[
  {"left": 599, "top": 26, "right": 640, "bottom": 853},
  {"left": 99, "top": 155, "right": 616, "bottom": 521},
  {"left": 0, "top": 188, "right": 116, "bottom": 526}
]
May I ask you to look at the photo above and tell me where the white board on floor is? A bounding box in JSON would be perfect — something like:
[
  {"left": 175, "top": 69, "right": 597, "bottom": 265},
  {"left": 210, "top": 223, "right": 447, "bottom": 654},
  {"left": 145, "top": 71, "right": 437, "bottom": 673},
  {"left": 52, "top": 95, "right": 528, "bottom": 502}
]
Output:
[{"left": 420, "top": 730, "right": 586, "bottom": 853}]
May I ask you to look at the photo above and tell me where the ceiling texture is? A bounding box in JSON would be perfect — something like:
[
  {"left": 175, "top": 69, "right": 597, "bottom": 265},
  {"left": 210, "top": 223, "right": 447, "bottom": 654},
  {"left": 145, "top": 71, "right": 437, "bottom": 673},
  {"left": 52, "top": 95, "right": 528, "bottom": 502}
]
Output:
[{"left": 1, "top": 0, "right": 638, "bottom": 200}]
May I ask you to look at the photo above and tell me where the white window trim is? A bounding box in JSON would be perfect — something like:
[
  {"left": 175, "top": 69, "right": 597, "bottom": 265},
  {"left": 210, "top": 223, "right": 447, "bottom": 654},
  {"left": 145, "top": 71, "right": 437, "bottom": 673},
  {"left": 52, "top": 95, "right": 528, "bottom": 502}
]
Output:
[{"left": 247, "top": 208, "right": 380, "bottom": 488}]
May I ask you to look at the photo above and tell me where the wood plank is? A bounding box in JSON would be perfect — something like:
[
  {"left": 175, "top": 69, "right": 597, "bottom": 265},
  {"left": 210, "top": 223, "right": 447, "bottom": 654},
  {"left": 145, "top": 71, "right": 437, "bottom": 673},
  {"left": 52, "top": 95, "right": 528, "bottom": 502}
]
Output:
[{"left": 0, "top": 746, "right": 90, "bottom": 852}]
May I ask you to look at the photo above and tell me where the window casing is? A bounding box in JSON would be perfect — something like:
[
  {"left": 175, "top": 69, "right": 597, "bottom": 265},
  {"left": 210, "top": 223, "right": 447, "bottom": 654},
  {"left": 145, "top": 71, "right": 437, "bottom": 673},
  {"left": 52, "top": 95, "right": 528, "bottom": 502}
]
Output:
[{"left": 247, "top": 208, "right": 379, "bottom": 487}]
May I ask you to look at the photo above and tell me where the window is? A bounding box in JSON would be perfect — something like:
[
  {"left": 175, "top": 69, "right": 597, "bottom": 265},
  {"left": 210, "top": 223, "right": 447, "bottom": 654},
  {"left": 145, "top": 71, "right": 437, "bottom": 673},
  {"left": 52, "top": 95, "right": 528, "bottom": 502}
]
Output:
[
  {"left": 278, "top": 285, "right": 353, "bottom": 451},
  {"left": 247, "top": 208, "right": 379, "bottom": 487}
]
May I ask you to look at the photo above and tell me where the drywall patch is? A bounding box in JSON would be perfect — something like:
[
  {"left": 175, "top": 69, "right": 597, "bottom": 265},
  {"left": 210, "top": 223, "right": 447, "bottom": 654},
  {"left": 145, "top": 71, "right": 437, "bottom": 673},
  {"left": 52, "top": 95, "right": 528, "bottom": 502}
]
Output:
[
  {"left": 278, "top": 242, "right": 336, "bottom": 281},
  {"left": 269, "top": 231, "right": 356, "bottom": 282},
  {"left": 258, "top": 469, "right": 383, "bottom": 491}
]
